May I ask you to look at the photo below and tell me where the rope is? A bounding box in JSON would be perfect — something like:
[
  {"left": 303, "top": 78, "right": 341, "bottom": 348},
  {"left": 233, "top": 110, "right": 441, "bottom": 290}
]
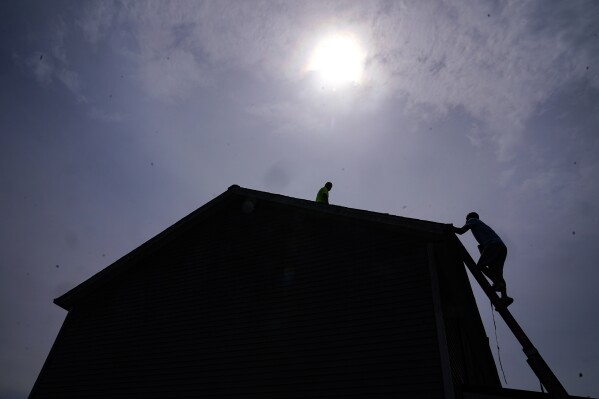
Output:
[{"left": 491, "top": 300, "right": 508, "bottom": 385}]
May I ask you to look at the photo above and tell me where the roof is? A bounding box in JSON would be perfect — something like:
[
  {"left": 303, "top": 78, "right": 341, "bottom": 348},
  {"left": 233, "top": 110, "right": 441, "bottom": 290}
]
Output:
[{"left": 54, "top": 184, "right": 454, "bottom": 311}]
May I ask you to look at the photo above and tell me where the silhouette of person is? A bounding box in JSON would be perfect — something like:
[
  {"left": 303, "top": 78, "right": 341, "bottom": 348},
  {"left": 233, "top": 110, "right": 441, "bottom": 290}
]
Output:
[
  {"left": 454, "top": 212, "right": 514, "bottom": 307},
  {"left": 316, "top": 182, "right": 333, "bottom": 204}
]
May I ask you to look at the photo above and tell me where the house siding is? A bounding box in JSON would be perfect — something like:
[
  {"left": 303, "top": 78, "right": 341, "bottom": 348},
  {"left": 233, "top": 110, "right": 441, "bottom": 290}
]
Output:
[{"left": 31, "top": 197, "right": 446, "bottom": 398}]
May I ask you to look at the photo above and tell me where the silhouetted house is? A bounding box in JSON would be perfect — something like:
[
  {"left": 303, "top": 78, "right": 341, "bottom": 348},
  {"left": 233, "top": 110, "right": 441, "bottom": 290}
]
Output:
[{"left": 30, "top": 186, "right": 573, "bottom": 398}]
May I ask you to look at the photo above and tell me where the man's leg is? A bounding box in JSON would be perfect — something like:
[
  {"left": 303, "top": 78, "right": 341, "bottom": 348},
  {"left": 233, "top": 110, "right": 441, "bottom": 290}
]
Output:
[
  {"left": 477, "top": 246, "right": 501, "bottom": 285},
  {"left": 480, "top": 244, "right": 513, "bottom": 306},
  {"left": 489, "top": 243, "right": 513, "bottom": 306},
  {"left": 489, "top": 263, "right": 506, "bottom": 294},
  {"left": 489, "top": 244, "right": 507, "bottom": 292}
]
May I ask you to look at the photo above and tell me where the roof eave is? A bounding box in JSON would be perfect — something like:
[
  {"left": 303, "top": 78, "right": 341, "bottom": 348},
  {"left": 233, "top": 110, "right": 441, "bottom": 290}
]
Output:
[{"left": 54, "top": 186, "right": 238, "bottom": 310}]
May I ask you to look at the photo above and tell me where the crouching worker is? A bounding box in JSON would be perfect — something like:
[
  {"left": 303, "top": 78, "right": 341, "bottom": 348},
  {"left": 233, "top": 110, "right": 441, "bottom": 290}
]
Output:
[
  {"left": 454, "top": 212, "right": 514, "bottom": 307},
  {"left": 316, "top": 182, "right": 333, "bottom": 204}
]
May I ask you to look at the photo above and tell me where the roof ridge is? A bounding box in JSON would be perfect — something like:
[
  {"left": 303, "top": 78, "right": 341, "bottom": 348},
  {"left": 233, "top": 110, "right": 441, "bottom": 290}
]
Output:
[
  {"left": 228, "top": 184, "right": 450, "bottom": 230},
  {"left": 54, "top": 185, "right": 453, "bottom": 311}
]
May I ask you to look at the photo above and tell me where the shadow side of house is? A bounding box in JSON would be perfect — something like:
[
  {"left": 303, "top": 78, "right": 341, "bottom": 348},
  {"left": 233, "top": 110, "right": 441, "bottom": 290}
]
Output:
[{"left": 29, "top": 185, "right": 585, "bottom": 398}]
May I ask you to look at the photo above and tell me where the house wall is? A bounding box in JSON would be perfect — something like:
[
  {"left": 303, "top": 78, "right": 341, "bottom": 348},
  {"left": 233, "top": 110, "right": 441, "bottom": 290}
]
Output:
[
  {"left": 433, "top": 240, "right": 502, "bottom": 388},
  {"left": 31, "top": 197, "right": 447, "bottom": 398}
]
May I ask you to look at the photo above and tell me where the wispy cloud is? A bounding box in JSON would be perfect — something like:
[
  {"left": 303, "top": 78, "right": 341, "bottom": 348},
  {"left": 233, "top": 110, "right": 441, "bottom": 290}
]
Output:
[
  {"left": 364, "top": 1, "right": 599, "bottom": 158},
  {"left": 22, "top": 51, "right": 87, "bottom": 103},
  {"left": 77, "top": 0, "right": 119, "bottom": 44},
  {"left": 139, "top": 49, "right": 211, "bottom": 102},
  {"left": 26, "top": 53, "right": 54, "bottom": 85},
  {"left": 55, "top": 68, "right": 86, "bottom": 103},
  {"left": 72, "top": 0, "right": 599, "bottom": 155},
  {"left": 88, "top": 106, "right": 123, "bottom": 123},
  {"left": 18, "top": 14, "right": 87, "bottom": 104},
  {"left": 246, "top": 101, "right": 325, "bottom": 135}
]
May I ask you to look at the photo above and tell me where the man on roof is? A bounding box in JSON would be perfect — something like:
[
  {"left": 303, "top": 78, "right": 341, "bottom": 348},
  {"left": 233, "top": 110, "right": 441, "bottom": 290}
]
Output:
[
  {"left": 454, "top": 212, "right": 514, "bottom": 307},
  {"left": 315, "top": 182, "right": 333, "bottom": 204}
]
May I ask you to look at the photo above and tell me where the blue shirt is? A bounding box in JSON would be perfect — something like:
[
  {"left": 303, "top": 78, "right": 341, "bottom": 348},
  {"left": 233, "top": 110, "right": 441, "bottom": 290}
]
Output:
[{"left": 466, "top": 218, "right": 503, "bottom": 247}]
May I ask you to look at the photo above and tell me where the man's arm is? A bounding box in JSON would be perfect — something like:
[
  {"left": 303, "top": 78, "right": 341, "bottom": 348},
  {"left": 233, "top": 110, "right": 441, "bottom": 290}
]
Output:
[{"left": 453, "top": 224, "right": 471, "bottom": 235}]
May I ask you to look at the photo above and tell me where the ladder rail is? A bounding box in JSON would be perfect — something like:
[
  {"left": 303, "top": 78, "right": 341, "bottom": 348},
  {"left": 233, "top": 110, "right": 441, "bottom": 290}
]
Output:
[{"left": 454, "top": 237, "right": 569, "bottom": 399}]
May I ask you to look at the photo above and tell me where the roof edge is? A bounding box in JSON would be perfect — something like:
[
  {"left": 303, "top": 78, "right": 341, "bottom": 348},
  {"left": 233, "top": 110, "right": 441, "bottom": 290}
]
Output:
[
  {"left": 54, "top": 186, "right": 237, "bottom": 310},
  {"left": 228, "top": 185, "right": 453, "bottom": 235},
  {"left": 55, "top": 184, "right": 454, "bottom": 311}
]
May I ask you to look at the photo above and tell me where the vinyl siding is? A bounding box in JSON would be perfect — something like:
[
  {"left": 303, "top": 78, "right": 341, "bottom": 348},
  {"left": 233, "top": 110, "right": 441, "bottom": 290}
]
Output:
[{"left": 31, "top": 198, "right": 445, "bottom": 398}]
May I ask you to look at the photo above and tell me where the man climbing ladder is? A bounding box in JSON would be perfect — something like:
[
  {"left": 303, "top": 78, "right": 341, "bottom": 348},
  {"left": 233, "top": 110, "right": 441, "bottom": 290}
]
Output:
[{"left": 453, "top": 212, "right": 514, "bottom": 307}]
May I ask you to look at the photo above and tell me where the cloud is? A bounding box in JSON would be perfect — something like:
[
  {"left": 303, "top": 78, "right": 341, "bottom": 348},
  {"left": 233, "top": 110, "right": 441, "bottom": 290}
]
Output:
[
  {"left": 88, "top": 106, "right": 123, "bottom": 122},
  {"left": 245, "top": 86, "right": 373, "bottom": 136},
  {"left": 77, "top": 1, "right": 119, "bottom": 44},
  {"left": 18, "top": 14, "right": 88, "bottom": 104},
  {"left": 22, "top": 52, "right": 86, "bottom": 103},
  {"left": 499, "top": 166, "right": 517, "bottom": 188},
  {"left": 246, "top": 101, "right": 324, "bottom": 135},
  {"left": 55, "top": 68, "right": 86, "bottom": 103},
  {"left": 27, "top": 53, "right": 54, "bottom": 85},
  {"left": 72, "top": 1, "right": 599, "bottom": 156},
  {"left": 515, "top": 159, "right": 599, "bottom": 233},
  {"left": 188, "top": 1, "right": 305, "bottom": 77},
  {"left": 139, "top": 50, "right": 211, "bottom": 102},
  {"left": 363, "top": 1, "right": 599, "bottom": 158},
  {"left": 76, "top": 1, "right": 214, "bottom": 102},
  {"left": 215, "top": 1, "right": 597, "bottom": 158},
  {"left": 50, "top": 17, "right": 69, "bottom": 63}
]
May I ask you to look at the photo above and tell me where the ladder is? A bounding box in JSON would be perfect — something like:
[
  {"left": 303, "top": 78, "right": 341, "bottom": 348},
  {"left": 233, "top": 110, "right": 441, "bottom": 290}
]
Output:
[{"left": 455, "top": 237, "right": 570, "bottom": 399}]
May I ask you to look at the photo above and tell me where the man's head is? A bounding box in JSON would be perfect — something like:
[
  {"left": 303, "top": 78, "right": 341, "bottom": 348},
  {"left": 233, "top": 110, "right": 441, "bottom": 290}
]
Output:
[
  {"left": 466, "top": 212, "right": 479, "bottom": 221},
  {"left": 325, "top": 182, "right": 333, "bottom": 190}
]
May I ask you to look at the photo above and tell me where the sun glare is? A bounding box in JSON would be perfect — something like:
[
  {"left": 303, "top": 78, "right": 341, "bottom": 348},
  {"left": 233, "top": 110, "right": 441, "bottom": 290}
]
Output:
[{"left": 307, "top": 33, "right": 366, "bottom": 88}]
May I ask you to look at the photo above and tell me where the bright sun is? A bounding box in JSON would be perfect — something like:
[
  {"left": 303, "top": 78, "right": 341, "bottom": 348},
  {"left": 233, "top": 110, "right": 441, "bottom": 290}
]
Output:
[{"left": 307, "top": 33, "right": 366, "bottom": 88}]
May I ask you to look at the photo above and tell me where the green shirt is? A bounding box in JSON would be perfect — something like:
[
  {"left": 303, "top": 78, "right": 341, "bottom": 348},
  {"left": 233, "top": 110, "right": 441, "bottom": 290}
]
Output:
[{"left": 316, "top": 187, "right": 329, "bottom": 204}]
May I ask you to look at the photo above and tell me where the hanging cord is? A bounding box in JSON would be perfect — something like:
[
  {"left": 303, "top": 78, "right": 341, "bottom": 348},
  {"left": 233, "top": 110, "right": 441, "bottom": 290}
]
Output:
[{"left": 491, "top": 300, "right": 508, "bottom": 385}]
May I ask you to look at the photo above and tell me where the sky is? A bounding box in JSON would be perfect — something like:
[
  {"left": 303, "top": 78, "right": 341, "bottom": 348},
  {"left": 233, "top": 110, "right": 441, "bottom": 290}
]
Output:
[{"left": 1, "top": 1, "right": 598, "bottom": 397}]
